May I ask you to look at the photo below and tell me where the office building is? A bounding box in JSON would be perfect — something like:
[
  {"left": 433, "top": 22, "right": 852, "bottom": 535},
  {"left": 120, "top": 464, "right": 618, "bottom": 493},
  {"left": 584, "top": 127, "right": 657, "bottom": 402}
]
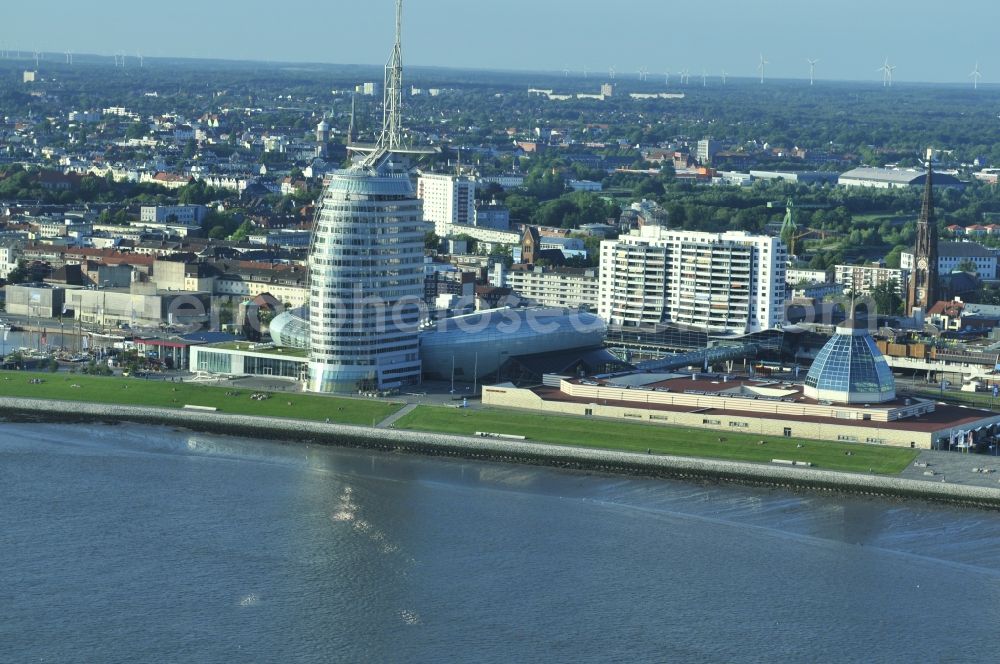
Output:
[{"left": 901, "top": 242, "right": 997, "bottom": 280}]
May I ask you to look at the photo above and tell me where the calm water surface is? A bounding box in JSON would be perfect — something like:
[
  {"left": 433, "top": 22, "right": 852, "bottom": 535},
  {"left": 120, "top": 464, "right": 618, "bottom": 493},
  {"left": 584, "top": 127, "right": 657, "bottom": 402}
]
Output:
[{"left": 2, "top": 422, "right": 999, "bottom": 663}]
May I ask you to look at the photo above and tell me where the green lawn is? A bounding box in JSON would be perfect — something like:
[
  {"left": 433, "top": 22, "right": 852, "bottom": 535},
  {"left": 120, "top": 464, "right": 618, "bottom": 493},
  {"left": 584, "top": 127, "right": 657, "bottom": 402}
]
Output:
[
  {"left": 393, "top": 406, "right": 919, "bottom": 474},
  {"left": 0, "top": 370, "right": 402, "bottom": 426}
]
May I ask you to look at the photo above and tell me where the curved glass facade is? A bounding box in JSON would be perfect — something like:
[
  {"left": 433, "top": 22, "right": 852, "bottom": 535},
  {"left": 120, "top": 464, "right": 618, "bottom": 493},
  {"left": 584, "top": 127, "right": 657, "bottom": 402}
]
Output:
[
  {"left": 307, "top": 162, "right": 425, "bottom": 393},
  {"left": 269, "top": 306, "right": 607, "bottom": 383},
  {"left": 420, "top": 308, "right": 607, "bottom": 380},
  {"left": 804, "top": 325, "right": 895, "bottom": 403},
  {"left": 269, "top": 307, "right": 310, "bottom": 350}
]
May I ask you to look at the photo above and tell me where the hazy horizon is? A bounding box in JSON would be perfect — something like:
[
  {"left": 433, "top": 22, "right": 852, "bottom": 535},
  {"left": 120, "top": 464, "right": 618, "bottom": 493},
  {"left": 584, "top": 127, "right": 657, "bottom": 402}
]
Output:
[{"left": 2, "top": 0, "right": 994, "bottom": 85}]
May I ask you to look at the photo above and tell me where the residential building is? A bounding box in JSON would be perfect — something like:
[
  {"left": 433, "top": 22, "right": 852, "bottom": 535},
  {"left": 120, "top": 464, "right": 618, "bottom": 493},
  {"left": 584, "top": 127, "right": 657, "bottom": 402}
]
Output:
[
  {"left": 786, "top": 268, "right": 830, "bottom": 285},
  {"left": 835, "top": 263, "right": 907, "bottom": 297},
  {"left": 492, "top": 263, "right": 600, "bottom": 310},
  {"left": 417, "top": 173, "right": 476, "bottom": 237},
  {"left": 598, "top": 225, "right": 786, "bottom": 334},
  {"left": 697, "top": 138, "right": 721, "bottom": 164}
]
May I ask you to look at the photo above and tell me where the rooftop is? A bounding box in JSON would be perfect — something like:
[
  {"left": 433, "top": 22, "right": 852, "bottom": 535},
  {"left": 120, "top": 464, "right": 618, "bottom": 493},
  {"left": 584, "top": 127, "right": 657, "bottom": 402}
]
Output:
[{"left": 208, "top": 341, "right": 309, "bottom": 358}]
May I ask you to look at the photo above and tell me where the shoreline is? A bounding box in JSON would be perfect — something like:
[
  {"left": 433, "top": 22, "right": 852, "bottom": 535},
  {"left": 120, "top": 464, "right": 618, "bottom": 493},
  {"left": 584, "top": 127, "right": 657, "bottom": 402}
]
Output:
[{"left": 4, "top": 396, "right": 1000, "bottom": 509}]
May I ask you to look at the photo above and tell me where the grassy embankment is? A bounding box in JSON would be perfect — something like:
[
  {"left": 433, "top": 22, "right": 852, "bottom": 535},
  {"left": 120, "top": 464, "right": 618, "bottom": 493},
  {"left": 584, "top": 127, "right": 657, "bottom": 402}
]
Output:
[
  {"left": 0, "top": 370, "right": 921, "bottom": 473},
  {"left": 393, "top": 406, "right": 919, "bottom": 474},
  {"left": 0, "top": 370, "right": 401, "bottom": 426}
]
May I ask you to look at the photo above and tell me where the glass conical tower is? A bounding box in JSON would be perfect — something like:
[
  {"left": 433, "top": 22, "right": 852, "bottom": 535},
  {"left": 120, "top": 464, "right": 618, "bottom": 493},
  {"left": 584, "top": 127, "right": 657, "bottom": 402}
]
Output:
[{"left": 307, "top": 160, "right": 424, "bottom": 393}]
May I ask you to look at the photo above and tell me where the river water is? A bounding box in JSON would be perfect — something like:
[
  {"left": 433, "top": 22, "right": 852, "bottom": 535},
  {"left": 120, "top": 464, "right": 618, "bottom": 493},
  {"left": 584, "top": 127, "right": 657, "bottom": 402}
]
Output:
[{"left": 2, "top": 422, "right": 999, "bottom": 663}]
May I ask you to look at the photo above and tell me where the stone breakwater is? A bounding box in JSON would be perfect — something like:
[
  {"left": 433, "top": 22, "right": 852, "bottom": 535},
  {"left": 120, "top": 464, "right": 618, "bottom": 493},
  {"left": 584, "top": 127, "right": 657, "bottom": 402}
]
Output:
[{"left": 4, "top": 397, "right": 1000, "bottom": 509}]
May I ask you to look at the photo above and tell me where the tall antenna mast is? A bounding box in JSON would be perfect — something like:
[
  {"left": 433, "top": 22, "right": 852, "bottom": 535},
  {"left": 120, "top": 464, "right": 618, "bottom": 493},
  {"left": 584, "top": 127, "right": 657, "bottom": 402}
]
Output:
[
  {"left": 364, "top": 0, "right": 404, "bottom": 166},
  {"left": 347, "top": 92, "right": 356, "bottom": 145},
  {"left": 384, "top": 0, "right": 404, "bottom": 150}
]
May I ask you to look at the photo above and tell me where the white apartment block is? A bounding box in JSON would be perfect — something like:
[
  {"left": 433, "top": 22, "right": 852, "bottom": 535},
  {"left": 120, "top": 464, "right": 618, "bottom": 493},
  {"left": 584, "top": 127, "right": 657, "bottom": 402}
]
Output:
[
  {"left": 786, "top": 268, "right": 830, "bottom": 285},
  {"left": 492, "top": 264, "right": 599, "bottom": 310},
  {"left": 599, "top": 225, "right": 786, "bottom": 334},
  {"left": 417, "top": 173, "right": 476, "bottom": 237},
  {"left": 834, "top": 264, "right": 908, "bottom": 296},
  {"left": 0, "top": 244, "right": 22, "bottom": 279},
  {"left": 140, "top": 205, "right": 208, "bottom": 225}
]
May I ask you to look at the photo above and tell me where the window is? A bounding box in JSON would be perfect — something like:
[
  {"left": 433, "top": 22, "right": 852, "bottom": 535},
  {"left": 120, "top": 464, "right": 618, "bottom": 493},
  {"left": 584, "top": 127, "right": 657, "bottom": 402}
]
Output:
[
  {"left": 703, "top": 418, "right": 721, "bottom": 425},
  {"left": 783, "top": 427, "right": 792, "bottom": 437},
  {"left": 584, "top": 408, "right": 593, "bottom": 416}
]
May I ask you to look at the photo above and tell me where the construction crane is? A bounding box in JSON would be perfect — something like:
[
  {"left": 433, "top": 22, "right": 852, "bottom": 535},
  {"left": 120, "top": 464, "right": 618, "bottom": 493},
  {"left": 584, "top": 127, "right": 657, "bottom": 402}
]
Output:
[{"left": 778, "top": 198, "right": 818, "bottom": 257}]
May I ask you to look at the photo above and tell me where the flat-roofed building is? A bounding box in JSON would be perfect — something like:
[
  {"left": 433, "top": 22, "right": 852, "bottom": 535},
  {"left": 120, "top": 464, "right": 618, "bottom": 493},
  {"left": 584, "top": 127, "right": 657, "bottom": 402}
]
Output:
[
  {"left": 835, "top": 263, "right": 908, "bottom": 296},
  {"left": 838, "top": 167, "right": 964, "bottom": 190},
  {"left": 417, "top": 172, "right": 476, "bottom": 237},
  {"left": 901, "top": 241, "right": 998, "bottom": 280},
  {"left": 492, "top": 263, "right": 599, "bottom": 310},
  {"left": 599, "top": 225, "right": 786, "bottom": 334}
]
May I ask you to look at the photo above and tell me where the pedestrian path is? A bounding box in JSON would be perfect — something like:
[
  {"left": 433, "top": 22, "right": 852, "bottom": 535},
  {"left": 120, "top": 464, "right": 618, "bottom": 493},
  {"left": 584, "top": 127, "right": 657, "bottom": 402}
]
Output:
[{"left": 375, "top": 403, "right": 418, "bottom": 429}]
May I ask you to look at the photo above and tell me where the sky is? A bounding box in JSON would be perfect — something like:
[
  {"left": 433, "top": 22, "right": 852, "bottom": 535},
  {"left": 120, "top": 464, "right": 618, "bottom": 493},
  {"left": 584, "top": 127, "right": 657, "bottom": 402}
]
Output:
[{"left": 3, "top": 0, "right": 996, "bottom": 84}]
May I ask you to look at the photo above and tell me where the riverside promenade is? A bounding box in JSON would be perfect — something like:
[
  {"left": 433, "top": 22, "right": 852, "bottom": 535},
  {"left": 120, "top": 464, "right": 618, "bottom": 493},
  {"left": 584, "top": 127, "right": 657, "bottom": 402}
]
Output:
[{"left": 3, "top": 396, "right": 1000, "bottom": 509}]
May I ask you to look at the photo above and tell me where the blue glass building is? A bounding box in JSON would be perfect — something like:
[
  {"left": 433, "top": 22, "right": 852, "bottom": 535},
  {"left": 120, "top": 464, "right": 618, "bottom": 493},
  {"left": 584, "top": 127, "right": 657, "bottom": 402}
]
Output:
[{"left": 804, "top": 320, "right": 895, "bottom": 403}]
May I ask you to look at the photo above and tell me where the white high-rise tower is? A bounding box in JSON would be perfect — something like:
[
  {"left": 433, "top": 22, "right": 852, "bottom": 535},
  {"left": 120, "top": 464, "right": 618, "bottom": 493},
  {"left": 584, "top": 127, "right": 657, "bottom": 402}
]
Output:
[{"left": 307, "top": 0, "right": 425, "bottom": 393}]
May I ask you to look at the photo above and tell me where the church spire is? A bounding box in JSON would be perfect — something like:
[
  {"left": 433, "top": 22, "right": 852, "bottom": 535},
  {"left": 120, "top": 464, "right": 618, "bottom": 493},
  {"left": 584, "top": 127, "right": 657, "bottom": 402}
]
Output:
[
  {"left": 919, "top": 160, "right": 935, "bottom": 227},
  {"left": 906, "top": 161, "right": 938, "bottom": 317}
]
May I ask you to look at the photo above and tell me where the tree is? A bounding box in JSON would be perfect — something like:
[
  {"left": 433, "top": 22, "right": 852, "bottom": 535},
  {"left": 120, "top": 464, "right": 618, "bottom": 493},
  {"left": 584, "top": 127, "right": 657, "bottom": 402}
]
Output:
[
  {"left": 869, "top": 280, "right": 903, "bottom": 317},
  {"left": 424, "top": 231, "right": 440, "bottom": 251},
  {"left": 5, "top": 260, "right": 29, "bottom": 284},
  {"left": 956, "top": 258, "right": 978, "bottom": 275},
  {"left": 229, "top": 220, "right": 254, "bottom": 242}
]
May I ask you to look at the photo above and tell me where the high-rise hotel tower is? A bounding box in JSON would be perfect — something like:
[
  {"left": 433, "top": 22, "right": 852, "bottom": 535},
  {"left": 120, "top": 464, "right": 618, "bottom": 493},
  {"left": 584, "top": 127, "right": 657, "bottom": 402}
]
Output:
[{"left": 307, "top": 0, "right": 425, "bottom": 393}]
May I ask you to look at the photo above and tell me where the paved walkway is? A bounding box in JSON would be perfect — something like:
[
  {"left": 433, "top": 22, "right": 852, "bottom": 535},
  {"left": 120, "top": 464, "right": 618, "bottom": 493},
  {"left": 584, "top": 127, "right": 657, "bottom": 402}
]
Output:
[
  {"left": 375, "top": 403, "right": 418, "bottom": 429},
  {"left": 899, "top": 449, "right": 1000, "bottom": 488}
]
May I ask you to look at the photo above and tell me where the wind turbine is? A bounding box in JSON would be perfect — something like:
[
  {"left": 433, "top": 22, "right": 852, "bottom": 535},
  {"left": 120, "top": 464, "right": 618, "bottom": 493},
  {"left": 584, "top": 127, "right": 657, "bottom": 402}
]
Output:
[
  {"left": 758, "top": 54, "right": 768, "bottom": 84},
  {"left": 877, "top": 58, "right": 895, "bottom": 87},
  {"left": 609, "top": 65, "right": 616, "bottom": 80},
  {"left": 807, "top": 58, "right": 818, "bottom": 85},
  {"left": 65, "top": 51, "right": 73, "bottom": 65},
  {"left": 682, "top": 68, "right": 690, "bottom": 85},
  {"left": 137, "top": 51, "right": 144, "bottom": 68},
  {"left": 664, "top": 70, "right": 670, "bottom": 86},
  {"left": 33, "top": 49, "right": 40, "bottom": 68},
  {"left": 701, "top": 69, "right": 707, "bottom": 87},
  {"left": 970, "top": 62, "right": 982, "bottom": 90},
  {"left": 721, "top": 69, "right": 728, "bottom": 85}
]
